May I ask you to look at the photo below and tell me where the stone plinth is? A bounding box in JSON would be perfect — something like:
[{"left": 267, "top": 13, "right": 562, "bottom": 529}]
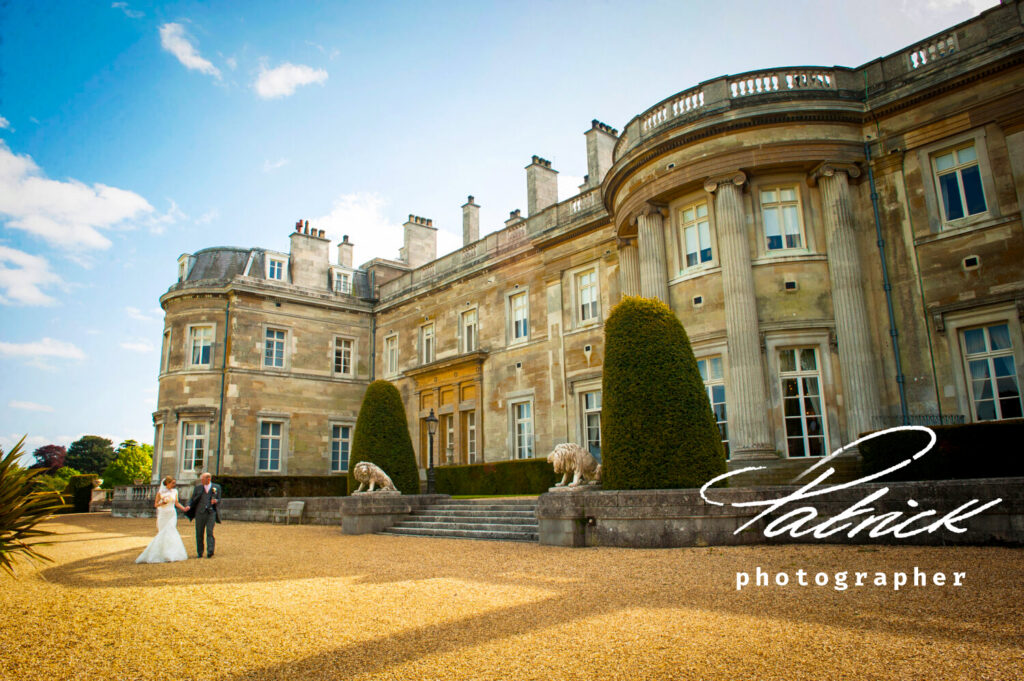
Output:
[
  {"left": 537, "top": 478, "right": 1024, "bottom": 548},
  {"left": 339, "top": 494, "right": 450, "bottom": 534}
]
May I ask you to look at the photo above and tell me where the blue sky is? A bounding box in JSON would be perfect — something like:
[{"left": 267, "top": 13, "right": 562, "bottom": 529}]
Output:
[{"left": 0, "top": 0, "right": 993, "bottom": 462}]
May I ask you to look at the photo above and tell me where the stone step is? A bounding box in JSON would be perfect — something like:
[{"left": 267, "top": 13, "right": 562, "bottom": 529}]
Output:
[
  {"left": 423, "top": 505, "right": 538, "bottom": 514},
  {"left": 411, "top": 514, "right": 537, "bottom": 524},
  {"left": 440, "top": 498, "right": 538, "bottom": 505},
  {"left": 411, "top": 510, "right": 536, "bottom": 519},
  {"left": 397, "top": 520, "right": 538, "bottom": 532},
  {"left": 383, "top": 526, "right": 538, "bottom": 542}
]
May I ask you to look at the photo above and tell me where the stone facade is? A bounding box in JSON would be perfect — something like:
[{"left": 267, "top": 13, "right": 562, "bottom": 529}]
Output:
[{"left": 154, "top": 2, "right": 1024, "bottom": 486}]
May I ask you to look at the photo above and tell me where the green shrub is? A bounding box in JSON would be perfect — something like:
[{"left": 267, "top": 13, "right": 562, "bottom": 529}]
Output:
[
  {"left": 349, "top": 380, "right": 420, "bottom": 495},
  {"left": 601, "top": 296, "right": 726, "bottom": 490},
  {"left": 216, "top": 475, "right": 348, "bottom": 498},
  {"left": 435, "top": 458, "right": 557, "bottom": 496},
  {"left": 860, "top": 419, "right": 1024, "bottom": 481},
  {"left": 32, "top": 466, "right": 82, "bottom": 494},
  {"left": 62, "top": 475, "right": 99, "bottom": 513}
]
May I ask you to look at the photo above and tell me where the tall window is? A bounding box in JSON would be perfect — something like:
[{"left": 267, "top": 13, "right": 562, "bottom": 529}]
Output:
[
  {"left": 512, "top": 400, "right": 534, "bottom": 459},
  {"left": 420, "top": 323, "right": 435, "bottom": 364},
  {"left": 962, "top": 323, "right": 1022, "bottom": 421},
  {"left": 182, "top": 422, "right": 205, "bottom": 472},
  {"left": 464, "top": 411, "right": 477, "bottom": 464},
  {"left": 331, "top": 424, "right": 351, "bottom": 472},
  {"left": 934, "top": 143, "right": 986, "bottom": 223},
  {"left": 258, "top": 421, "right": 282, "bottom": 471},
  {"left": 384, "top": 335, "right": 398, "bottom": 375},
  {"left": 576, "top": 269, "right": 599, "bottom": 323},
  {"left": 334, "top": 272, "right": 351, "bottom": 294},
  {"left": 189, "top": 326, "right": 213, "bottom": 367},
  {"left": 761, "top": 187, "right": 803, "bottom": 251},
  {"left": 442, "top": 414, "right": 454, "bottom": 463},
  {"left": 267, "top": 257, "right": 286, "bottom": 280},
  {"left": 582, "top": 390, "right": 602, "bottom": 460},
  {"left": 264, "top": 328, "right": 286, "bottom": 368},
  {"left": 697, "top": 356, "right": 730, "bottom": 459},
  {"left": 334, "top": 337, "right": 353, "bottom": 376},
  {"left": 461, "top": 309, "right": 478, "bottom": 353},
  {"left": 161, "top": 329, "right": 171, "bottom": 373},
  {"left": 510, "top": 292, "right": 529, "bottom": 342},
  {"left": 779, "top": 348, "right": 827, "bottom": 457},
  {"left": 680, "top": 201, "right": 712, "bottom": 269}
]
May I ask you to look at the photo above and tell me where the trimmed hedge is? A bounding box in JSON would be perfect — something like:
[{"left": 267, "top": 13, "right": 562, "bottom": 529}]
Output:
[
  {"left": 434, "top": 458, "right": 556, "bottom": 496},
  {"left": 62, "top": 474, "right": 98, "bottom": 513},
  {"left": 349, "top": 380, "right": 420, "bottom": 495},
  {"left": 216, "top": 475, "right": 348, "bottom": 498},
  {"left": 860, "top": 419, "right": 1024, "bottom": 481},
  {"left": 601, "top": 297, "right": 727, "bottom": 490}
]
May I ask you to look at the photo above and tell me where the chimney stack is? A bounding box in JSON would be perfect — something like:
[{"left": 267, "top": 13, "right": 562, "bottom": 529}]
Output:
[
  {"left": 583, "top": 120, "right": 618, "bottom": 189},
  {"left": 526, "top": 155, "right": 558, "bottom": 216},
  {"left": 401, "top": 214, "right": 437, "bottom": 268},
  {"left": 462, "top": 195, "right": 479, "bottom": 246},
  {"left": 289, "top": 219, "right": 330, "bottom": 288},
  {"left": 338, "top": 234, "right": 354, "bottom": 268},
  {"left": 504, "top": 209, "right": 524, "bottom": 229}
]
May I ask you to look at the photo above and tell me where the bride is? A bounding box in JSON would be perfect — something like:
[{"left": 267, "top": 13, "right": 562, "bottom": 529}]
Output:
[{"left": 136, "top": 476, "right": 190, "bottom": 563}]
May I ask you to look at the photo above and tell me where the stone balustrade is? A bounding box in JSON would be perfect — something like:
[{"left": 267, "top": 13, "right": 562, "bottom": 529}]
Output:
[
  {"left": 728, "top": 68, "right": 834, "bottom": 97},
  {"left": 908, "top": 33, "right": 958, "bottom": 69}
]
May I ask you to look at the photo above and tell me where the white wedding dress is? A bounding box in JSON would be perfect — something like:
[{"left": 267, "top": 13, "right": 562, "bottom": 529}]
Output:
[{"left": 136, "top": 487, "right": 188, "bottom": 563}]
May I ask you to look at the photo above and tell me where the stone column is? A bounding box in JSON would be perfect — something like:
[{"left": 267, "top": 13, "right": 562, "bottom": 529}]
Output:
[
  {"left": 618, "top": 238, "right": 641, "bottom": 297},
  {"left": 813, "top": 162, "right": 882, "bottom": 439},
  {"left": 636, "top": 204, "right": 670, "bottom": 303},
  {"left": 704, "top": 172, "right": 774, "bottom": 459}
]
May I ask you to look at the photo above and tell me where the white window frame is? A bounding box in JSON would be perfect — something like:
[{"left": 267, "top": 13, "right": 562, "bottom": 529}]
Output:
[
  {"left": 574, "top": 268, "right": 600, "bottom": 326},
  {"left": 917, "top": 129, "right": 999, "bottom": 234},
  {"left": 778, "top": 346, "right": 829, "bottom": 458},
  {"left": 180, "top": 420, "right": 207, "bottom": 474},
  {"left": 463, "top": 410, "right": 478, "bottom": 464},
  {"left": 384, "top": 334, "right": 399, "bottom": 376},
  {"left": 329, "top": 423, "right": 352, "bottom": 473},
  {"left": 581, "top": 390, "right": 602, "bottom": 461},
  {"left": 960, "top": 322, "right": 1023, "bottom": 422},
  {"left": 420, "top": 322, "right": 435, "bottom": 364},
  {"left": 943, "top": 306, "right": 1024, "bottom": 423},
  {"left": 931, "top": 142, "right": 988, "bottom": 226},
  {"left": 266, "top": 255, "right": 288, "bottom": 281},
  {"left": 697, "top": 355, "right": 730, "bottom": 459},
  {"left": 177, "top": 254, "right": 192, "bottom": 282},
  {"left": 508, "top": 290, "right": 530, "bottom": 344},
  {"left": 333, "top": 336, "right": 354, "bottom": 377},
  {"left": 333, "top": 269, "right": 352, "bottom": 294},
  {"left": 263, "top": 326, "right": 288, "bottom": 370},
  {"left": 460, "top": 308, "right": 478, "bottom": 353},
  {"left": 509, "top": 398, "right": 534, "bottom": 459},
  {"left": 186, "top": 324, "right": 215, "bottom": 369},
  {"left": 759, "top": 185, "right": 806, "bottom": 253},
  {"left": 257, "top": 419, "right": 286, "bottom": 473},
  {"left": 678, "top": 200, "right": 714, "bottom": 272}
]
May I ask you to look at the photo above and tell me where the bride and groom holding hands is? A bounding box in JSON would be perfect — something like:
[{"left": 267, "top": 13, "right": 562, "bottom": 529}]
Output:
[{"left": 135, "top": 472, "right": 221, "bottom": 563}]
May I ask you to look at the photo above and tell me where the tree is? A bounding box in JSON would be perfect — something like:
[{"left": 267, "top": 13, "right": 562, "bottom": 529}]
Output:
[
  {"left": 31, "top": 444, "right": 67, "bottom": 470},
  {"left": 0, "top": 437, "right": 67, "bottom": 575},
  {"left": 64, "top": 436, "right": 115, "bottom": 476},
  {"left": 601, "top": 296, "right": 727, "bottom": 490},
  {"left": 32, "top": 466, "right": 82, "bottom": 494},
  {"left": 348, "top": 380, "right": 420, "bottom": 495},
  {"left": 101, "top": 440, "right": 153, "bottom": 488}
]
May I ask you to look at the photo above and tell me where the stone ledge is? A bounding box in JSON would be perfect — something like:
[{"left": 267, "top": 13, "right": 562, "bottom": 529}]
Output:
[{"left": 339, "top": 494, "right": 450, "bottom": 535}]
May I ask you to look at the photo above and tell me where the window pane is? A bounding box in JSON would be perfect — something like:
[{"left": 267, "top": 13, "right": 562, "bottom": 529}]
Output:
[
  {"left": 807, "top": 437, "right": 825, "bottom": 457},
  {"left": 802, "top": 377, "right": 820, "bottom": 396},
  {"left": 710, "top": 356, "right": 723, "bottom": 380},
  {"left": 1000, "top": 396, "right": 1023, "bottom": 419},
  {"left": 934, "top": 152, "right": 955, "bottom": 172},
  {"left": 764, "top": 209, "right": 781, "bottom": 250},
  {"left": 780, "top": 188, "right": 797, "bottom": 202},
  {"left": 697, "top": 359, "right": 707, "bottom": 381},
  {"left": 968, "top": 359, "right": 990, "bottom": 381},
  {"left": 787, "top": 437, "right": 806, "bottom": 457},
  {"left": 779, "top": 349, "right": 796, "bottom": 373},
  {"left": 975, "top": 400, "right": 996, "bottom": 421},
  {"left": 992, "top": 355, "right": 1015, "bottom": 378},
  {"left": 956, "top": 145, "right": 977, "bottom": 164},
  {"left": 939, "top": 173, "right": 964, "bottom": 220},
  {"left": 988, "top": 324, "right": 1011, "bottom": 351},
  {"left": 782, "top": 378, "right": 799, "bottom": 398},
  {"left": 963, "top": 328, "right": 986, "bottom": 355},
  {"left": 996, "top": 376, "right": 1019, "bottom": 399},
  {"left": 972, "top": 378, "right": 993, "bottom": 400},
  {"left": 800, "top": 348, "right": 817, "bottom": 371},
  {"left": 784, "top": 397, "right": 802, "bottom": 417},
  {"left": 711, "top": 385, "right": 725, "bottom": 403},
  {"left": 682, "top": 207, "right": 694, "bottom": 222},
  {"left": 761, "top": 189, "right": 776, "bottom": 203},
  {"left": 961, "top": 166, "right": 986, "bottom": 215},
  {"left": 803, "top": 397, "right": 821, "bottom": 417},
  {"left": 696, "top": 204, "right": 708, "bottom": 218}
]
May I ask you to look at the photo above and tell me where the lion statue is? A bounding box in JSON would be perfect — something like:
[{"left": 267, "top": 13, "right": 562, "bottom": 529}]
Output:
[
  {"left": 352, "top": 461, "right": 398, "bottom": 493},
  {"left": 547, "top": 443, "right": 601, "bottom": 488}
]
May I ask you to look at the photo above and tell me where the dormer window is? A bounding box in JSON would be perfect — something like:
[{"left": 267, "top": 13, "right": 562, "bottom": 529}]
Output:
[
  {"left": 177, "top": 254, "right": 192, "bottom": 282},
  {"left": 334, "top": 271, "right": 351, "bottom": 294},
  {"left": 267, "top": 257, "right": 286, "bottom": 281}
]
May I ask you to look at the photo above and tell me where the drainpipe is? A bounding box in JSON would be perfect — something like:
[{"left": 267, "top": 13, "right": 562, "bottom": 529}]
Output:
[
  {"left": 369, "top": 314, "right": 376, "bottom": 381},
  {"left": 864, "top": 141, "right": 910, "bottom": 425},
  {"left": 214, "top": 294, "right": 232, "bottom": 474}
]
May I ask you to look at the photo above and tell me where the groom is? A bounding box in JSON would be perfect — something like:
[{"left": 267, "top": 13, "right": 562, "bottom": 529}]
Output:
[{"left": 185, "top": 472, "right": 221, "bottom": 558}]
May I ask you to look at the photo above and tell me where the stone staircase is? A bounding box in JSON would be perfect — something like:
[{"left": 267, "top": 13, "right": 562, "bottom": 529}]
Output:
[{"left": 382, "top": 498, "right": 539, "bottom": 542}]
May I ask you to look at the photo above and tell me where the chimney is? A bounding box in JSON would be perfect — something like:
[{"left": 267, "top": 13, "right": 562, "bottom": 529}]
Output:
[
  {"left": 338, "top": 234, "right": 354, "bottom": 268},
  {"left": 504, "top": 209, "right": 524, "bottom": 229},
  {"left": 584, "top": 120, "right": 618, "bottom": 188},
  {"left": 289, "top": 219, "right": 330, "bottom": 289},
  {"left": 402, "top": 214, "right": 437, "bottom": 268},
  {"left": 526, "top": 155, "right": 558, "bottom": 216},
  {"left": 462, "top": 195, "right": 479, "bottom": 246}
]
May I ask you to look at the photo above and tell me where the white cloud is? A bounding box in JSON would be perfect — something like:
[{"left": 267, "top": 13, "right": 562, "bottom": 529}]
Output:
[
  {"left": 159, "top": 23, "right": 221, "bottom": 79},
  {"left": 0, "top": 140, "right": 154, "bottom": 250},
  {"left": 0, "top": 337, "right": 85, "bottom": 361},
  {"left": 195, "top": 209, "right": 219, "bottom": 225},
  {"left": 262, "top": 158, "right": 289, "bottom": 173},
  {"left": 0, "top": 246, "right": 64, "bottom": 306},
  {"left": 557, "top": 174, "right": 586, "bottom": 201},
  {"left": 149, "top": 198, "right": 186, "bottom": 235},
  {"left": 0, "top": 116, "right": 9, "bottom": 130},
  {"left": 8, "top": 400, "right": 54, "bottom": 413},
  {"left": 254, "top": 63, "right": 327, "bottom": 99},
  {"left": 125, "top": 306, "right": 163, "bottom": 323},
  {"left": 119, "top": 339, "right": 155, "bottom": 353},
  {"left": 112, "top": 2, "right": 144, "bottom": 19}
]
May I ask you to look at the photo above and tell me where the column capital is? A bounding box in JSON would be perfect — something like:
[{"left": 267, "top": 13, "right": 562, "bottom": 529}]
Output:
[
  {"left": 617, "top": 237, "right": 636, "bottom": 248},
  {"left": 637, "top": 202, "right": 668, "bottom": 220},
  {"left": 808, "top": 161, "right": 861, "bottom": 186},
  {"left": 703, "top": 171, "right": 747, "bottom": 194}
]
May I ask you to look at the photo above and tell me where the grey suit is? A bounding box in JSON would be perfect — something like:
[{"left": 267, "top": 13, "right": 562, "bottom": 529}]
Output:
[{"left": 188, "top": 483, "right": 221, "bottom": 557}]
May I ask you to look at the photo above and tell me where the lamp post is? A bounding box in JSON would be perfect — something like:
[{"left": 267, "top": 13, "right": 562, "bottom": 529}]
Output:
[{"left": 425, "top": 408, "right": 438, "bottom": 494}]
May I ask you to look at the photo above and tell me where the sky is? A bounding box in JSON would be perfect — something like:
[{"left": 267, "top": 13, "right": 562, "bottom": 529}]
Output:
[{"left": 0, "top": 0, "right": 996, "bottom": 463}]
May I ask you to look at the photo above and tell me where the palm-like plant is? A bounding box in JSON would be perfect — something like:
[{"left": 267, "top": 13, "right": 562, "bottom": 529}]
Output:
[{"left": 0, "top": 437, "right": 68, "bottom": 576}]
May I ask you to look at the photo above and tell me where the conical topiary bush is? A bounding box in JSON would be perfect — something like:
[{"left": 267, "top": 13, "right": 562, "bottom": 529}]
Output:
[
  {"left": 348, "top": 380, "right": 420, "bottom": 495},
  {"left": 601, "top": 296, "right": 727, "bottom": 490}
]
